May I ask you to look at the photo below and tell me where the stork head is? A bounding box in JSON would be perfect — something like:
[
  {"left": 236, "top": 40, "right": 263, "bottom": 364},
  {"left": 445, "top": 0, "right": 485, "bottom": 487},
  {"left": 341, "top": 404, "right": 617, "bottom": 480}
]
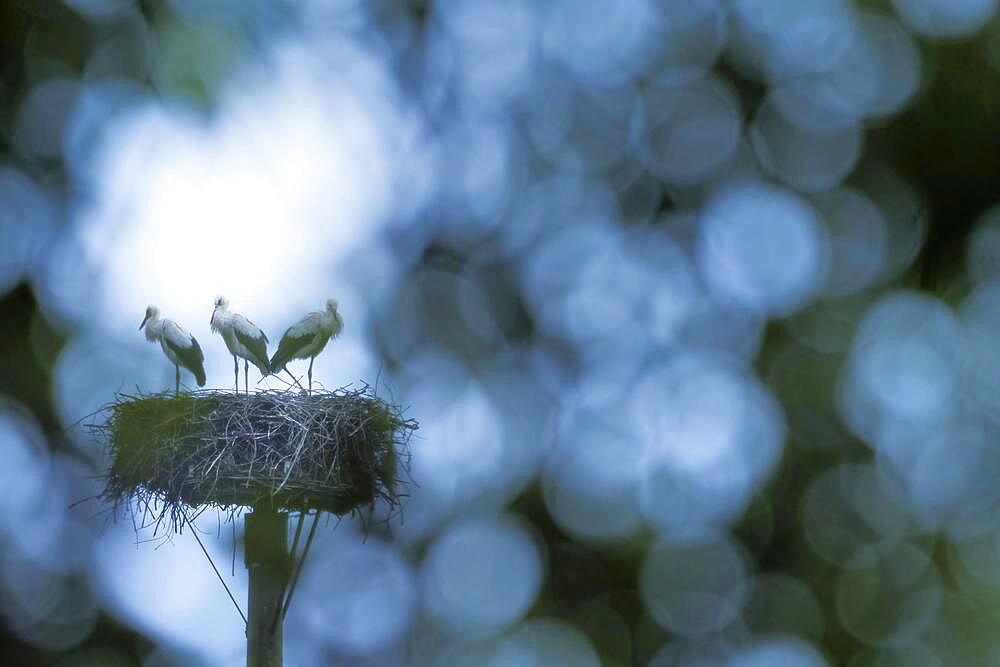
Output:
[
  {"left": 139, "top": 305, "right": 158, "bottom": 330},
  {"left": 326, "top": 298, "right": 339, "bottom": 314},
  {"left": 213, "top": 295, "right": 229, "bottom": 310}
]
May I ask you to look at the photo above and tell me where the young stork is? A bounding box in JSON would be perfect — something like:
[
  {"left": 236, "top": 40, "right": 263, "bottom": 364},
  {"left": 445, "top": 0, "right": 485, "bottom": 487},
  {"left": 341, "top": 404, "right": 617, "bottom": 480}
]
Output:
[
  {"left": 210, "top": 296, "right": 270, "bottom": 395},
  {"left": 139, "top": 305, "right": 206, "bottom": 394},
  {"left": 270, "top": 299, "right": 344, "bottom": 392}
]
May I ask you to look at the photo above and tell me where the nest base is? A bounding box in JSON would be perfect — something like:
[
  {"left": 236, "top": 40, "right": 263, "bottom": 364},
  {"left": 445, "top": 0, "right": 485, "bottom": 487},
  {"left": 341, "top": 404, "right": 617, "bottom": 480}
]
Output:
[{"left": 92, "top": 386, "right": 416, "bottom": 532}]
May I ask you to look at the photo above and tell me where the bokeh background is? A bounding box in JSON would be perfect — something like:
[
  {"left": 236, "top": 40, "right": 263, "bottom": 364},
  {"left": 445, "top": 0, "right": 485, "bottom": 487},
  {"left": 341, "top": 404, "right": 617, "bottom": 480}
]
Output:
[{"left": 3, "top": 0, "right": 1000, "bottom": 664}]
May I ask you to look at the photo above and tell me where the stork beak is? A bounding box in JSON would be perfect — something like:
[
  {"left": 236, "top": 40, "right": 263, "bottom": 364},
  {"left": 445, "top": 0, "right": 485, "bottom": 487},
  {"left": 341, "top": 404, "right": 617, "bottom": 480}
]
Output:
[
  {"left": 210, "top": 307, "right": 216, "bottom": 325},
  {"left": 139, "top": 313, "right": 150, "bottom": 330}
]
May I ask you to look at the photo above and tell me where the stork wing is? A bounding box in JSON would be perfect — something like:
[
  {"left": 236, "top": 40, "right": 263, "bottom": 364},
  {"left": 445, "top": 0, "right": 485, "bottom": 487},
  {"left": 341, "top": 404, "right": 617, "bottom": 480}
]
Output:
[
  {"left": 269, "top": 314, "right": 321, "bottom": 371},
  {"left": 162, "top": 320, "right": 207, "bottom": 386},
  {"left": 232, "top": 314, "right": 270, "bottom": 373}
]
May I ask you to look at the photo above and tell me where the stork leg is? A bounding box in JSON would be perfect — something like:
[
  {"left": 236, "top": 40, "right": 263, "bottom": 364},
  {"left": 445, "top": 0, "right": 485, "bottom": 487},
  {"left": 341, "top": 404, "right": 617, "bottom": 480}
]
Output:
[
  {"left": 244, "top": 359, "right": 249, "bottom": 396},
  {"left": 308, "top": 357, "right": 314, "bottom": 394},
  {"left": 233, "top": 355, "right": 239, "bottom": 392},
  {"left": 284, "top": 369, "right": 305, "bottom": 392},
  {"left": 175, "top": 364, "right": 180, "bottom": 396}
]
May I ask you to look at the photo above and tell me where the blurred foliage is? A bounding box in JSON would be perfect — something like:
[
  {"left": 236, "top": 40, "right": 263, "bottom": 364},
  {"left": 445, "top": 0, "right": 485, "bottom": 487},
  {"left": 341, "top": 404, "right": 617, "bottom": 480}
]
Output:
[{"left": 4, "top": 0, "right": 1000, "bottom": 665}]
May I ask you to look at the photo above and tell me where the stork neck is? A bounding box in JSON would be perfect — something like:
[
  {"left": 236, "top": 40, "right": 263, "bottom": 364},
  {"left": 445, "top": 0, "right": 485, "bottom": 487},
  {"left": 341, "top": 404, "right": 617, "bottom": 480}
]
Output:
[
  {"left": 325, "top": 309, "right": 343, "bottom": 335},
  {"left": 143, "top": 316, "right": 162, "bottom": 342},
  {"left": 211, "top": 308, "right": 229, "bottom": 333}
]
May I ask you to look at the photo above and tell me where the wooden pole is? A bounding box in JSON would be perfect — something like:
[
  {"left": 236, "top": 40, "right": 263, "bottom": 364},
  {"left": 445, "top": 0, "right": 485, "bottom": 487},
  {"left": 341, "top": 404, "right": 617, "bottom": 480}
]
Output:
[{"left": 245, "top": 507, "right": 288, "bottom": 667}]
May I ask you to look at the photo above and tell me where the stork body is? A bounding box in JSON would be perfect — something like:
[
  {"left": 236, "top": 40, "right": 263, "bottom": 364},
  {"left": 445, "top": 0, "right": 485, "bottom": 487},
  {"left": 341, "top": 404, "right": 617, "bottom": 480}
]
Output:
[
  {"left": 270, "top": 299, "right": 343, "bottom": 392},
  {"left": 210, "top": 297, "right": 270, "bottom": 394},
  {"left": 139, "top": 305, "right": 206, "bottom": 394}
]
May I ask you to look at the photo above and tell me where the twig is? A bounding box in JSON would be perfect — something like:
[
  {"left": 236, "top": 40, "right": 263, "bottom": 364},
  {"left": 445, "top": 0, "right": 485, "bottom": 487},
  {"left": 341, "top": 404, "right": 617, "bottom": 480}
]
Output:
[{"left": 183, "top": 510, "right": 247, "bottom": 628}]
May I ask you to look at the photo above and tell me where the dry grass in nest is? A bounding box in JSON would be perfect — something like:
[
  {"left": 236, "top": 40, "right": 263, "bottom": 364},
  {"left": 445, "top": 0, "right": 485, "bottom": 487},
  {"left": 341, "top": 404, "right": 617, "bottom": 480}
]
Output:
[{"left": 90, "top": 385, "right": 416, "bottom": 533}]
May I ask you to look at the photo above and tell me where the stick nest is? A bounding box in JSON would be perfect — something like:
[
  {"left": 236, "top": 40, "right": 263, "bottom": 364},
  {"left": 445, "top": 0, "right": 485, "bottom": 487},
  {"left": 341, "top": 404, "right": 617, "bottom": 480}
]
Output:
[{"left": 91, "top": 386, "right": 416, "bottom": 530}]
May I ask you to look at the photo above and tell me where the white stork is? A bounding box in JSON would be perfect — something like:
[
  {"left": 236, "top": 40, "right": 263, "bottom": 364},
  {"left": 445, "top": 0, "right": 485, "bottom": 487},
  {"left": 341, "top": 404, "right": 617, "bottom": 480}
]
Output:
[
  {"left": 139, "top": 305, "right": 206, "bottom": 394},
  {"left": 210, "top": 296, "right": 270, "bottom": 394},
  {"left": 270, "top": 299, "right": 343, "bottom": 392}
]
